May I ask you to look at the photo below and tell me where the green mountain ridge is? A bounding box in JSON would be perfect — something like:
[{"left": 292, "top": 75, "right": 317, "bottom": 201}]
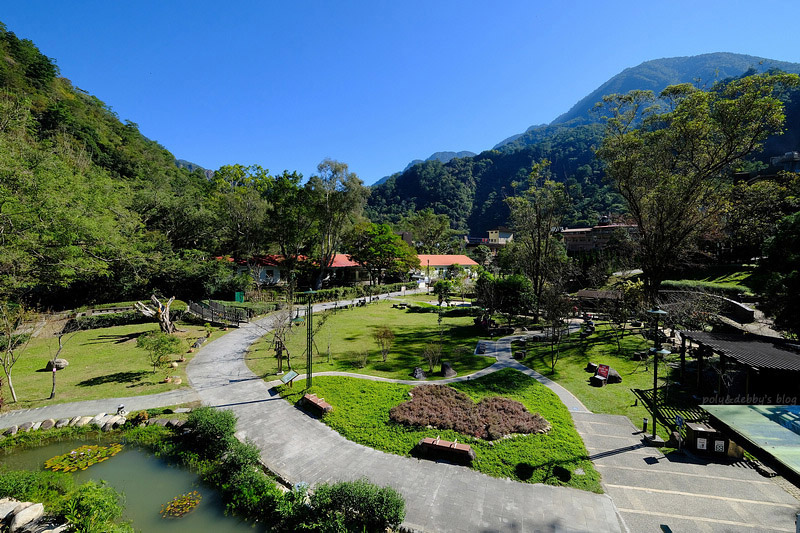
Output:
[{"left": 368, "top": 52, "right": 800, "bottom": 235}]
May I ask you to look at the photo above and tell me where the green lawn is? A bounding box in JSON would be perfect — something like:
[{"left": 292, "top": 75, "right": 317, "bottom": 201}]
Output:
[
  {"left": 1, "top": 322, "right": 226, "bottom": 412},
  {"left": 246, "top": 300, "right": 494, "bottom": 381},
  {"left": 522, "top": 325, "right": 676, "bottom": 440},
  {"left": 278, "top": 368, "right": 602, "bottom": 493}
]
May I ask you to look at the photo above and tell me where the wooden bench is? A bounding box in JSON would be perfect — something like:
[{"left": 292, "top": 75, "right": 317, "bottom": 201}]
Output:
[
  {"left": 416, "top": 436, "right": 475, "bottom": 464},
  {"left": 302, "top": 393, "right": 332, "bottom": 415}
]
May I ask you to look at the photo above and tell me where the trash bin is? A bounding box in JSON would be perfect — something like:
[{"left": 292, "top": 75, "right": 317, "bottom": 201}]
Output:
[{"left": 685, "top": 422, "right": 728, "bottom": 455}]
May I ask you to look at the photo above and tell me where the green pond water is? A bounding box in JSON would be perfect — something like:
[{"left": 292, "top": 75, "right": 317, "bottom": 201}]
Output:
[{"left": 2, "top": 439, "right": 263, "bottom": 532}]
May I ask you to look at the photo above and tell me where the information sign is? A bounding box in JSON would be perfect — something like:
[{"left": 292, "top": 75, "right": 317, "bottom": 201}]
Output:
[
  {"left": 280, "top": 370, "right": 299, "bottom": 384},
  {"left": 597, "top": 364, "right": 610, "bottom": 379},
  {"left": 696, "top": 437, "right": 707, "bottom": 450}
]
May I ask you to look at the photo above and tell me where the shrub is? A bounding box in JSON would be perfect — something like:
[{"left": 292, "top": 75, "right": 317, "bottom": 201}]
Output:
[
  {"left": 0, "top": 470, "right": 74, "bottom": 507},
  {"left": 222, "top": 467, "right": 283, "bottom": 521},
  {"left": 308, "top": 478, "right": 405, "bottom": 532},
  {"left": 63, "top": 480, "right": 129, "bottom": 533},
  {"left": 216, "top": 439, "right": 261, "bottom": 482},
  {"left": 184, "top": 407, "right": 237, "bottom": 458}
]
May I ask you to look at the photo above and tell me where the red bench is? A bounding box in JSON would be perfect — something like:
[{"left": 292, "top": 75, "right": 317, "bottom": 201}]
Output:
[
  {"left": 417, "top": 436, "right": 475, "bottom": 464},
  {"left": 302, "top": 393, "right": 332, "bottom": 415}
]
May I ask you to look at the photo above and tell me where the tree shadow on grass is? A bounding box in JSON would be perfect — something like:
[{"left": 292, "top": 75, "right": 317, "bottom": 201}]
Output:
[
  {"left": 77, "top": 370, "right": 149, "bottom": 387},
  {"left": 85, "top": 332, "right": 147, "bottom": 345}
]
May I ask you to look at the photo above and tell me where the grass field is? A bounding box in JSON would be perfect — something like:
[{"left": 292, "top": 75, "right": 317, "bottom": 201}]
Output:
[
  {"left": 522, "top": 324, "right": 677, "bottom": 440},
  {"left": 246, "top": 300, "right": 494, "bottom": 381},
  {"left": 278, "top": 368, "right": 602, "bottom": 493},
  {"left": 1, "top": 322, "right": 225, "bottom": 412}
]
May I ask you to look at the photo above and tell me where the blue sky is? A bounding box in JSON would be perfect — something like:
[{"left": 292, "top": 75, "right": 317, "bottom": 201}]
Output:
[{"left": 4, "top": 1, "right": 800, "bottom": 184}]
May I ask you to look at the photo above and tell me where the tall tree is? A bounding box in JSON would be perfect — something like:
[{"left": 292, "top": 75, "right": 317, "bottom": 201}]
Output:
[
  {"left": 398, "top": 208, "right": 457, "bottom": 253},
  {"left": 596, "top": 73, "right": 800, "bottom": 302},
  {"left": 754, "top": 211, "right": 800, "bottom": 338},
  {"left": 346, "top": 222, "right": 419, "bottom": 286},
  {"left": 505, "top": 160, "right": 570, "bottom": 320},
  {"left": 307, "top": 160, "right": 369, "bottom": 289}
]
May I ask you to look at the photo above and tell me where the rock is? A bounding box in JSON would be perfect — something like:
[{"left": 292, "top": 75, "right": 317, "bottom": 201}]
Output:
[
  {"left": 585, "top": 362, "right": 598, "bottom": 373},
  {"left": 55, "top": 419, "right": 70, "bottom": 429},
  {"left": 45, "top": 358, "right": 69, "bottom": 371},
  {"left": 10, "top": 503, "right": 43, "bottom": 532},
  {"left": 170, "top": 362, "right": 179, "bottom": 368},
  {"left": 19, "top": 422, "right": 33, "bottom": 432},
  {"left": 75, "top": 417, "right": 93, "bottom": 428},
  {"left": 155, "top": 418, "right": 170, "bottom": 427},
  {"left": 173, "top": 420, "right": 186, "bottom": 428},
  {"left": 102, "top": 416, "right": 121, "bottom": 431},
  {"left": 441, "top": 362, "right": 457, "bottom": 378},
  {"left": 172, "top": 377, "right": 182, "bottom": 385},
  {"left": 0, "top": 498, "right": 20, "bottom": 520},
  {"left": 39, "top": 419, "right": 55, "bottom": 430},
  {"left": 411, "top": 367, "right": 427, "bottom": 380},
  {"left": 4, "top": 425, "right": 18, "bottom": 436},
  {"left": 192, "top": 337, "right": 206, "bottom": 349},
  {"left": 30, "top": 421, "right": 42, "bottom": 432},
  {"left": 68, "top": 416, "right": 82, "bottom": 427},
  {"left": 166, "top": 419, "right": 180, "bottom": 428},
  {"left": 173, "top": 408, "right": 192, "bottom": 414},
  {"left": 90, "top": 414, "right": 109, "bottom": 427},
  {"left": 607, "top": 368, "right": 623, "bottom": 384},
  {"left": 115, "top": 417, "right": 126, "bottom": 428}
]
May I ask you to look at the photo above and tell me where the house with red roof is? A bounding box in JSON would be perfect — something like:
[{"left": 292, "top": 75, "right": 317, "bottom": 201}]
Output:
[{"left": 415, "top": 254, "right": 478, "bottom": 280}]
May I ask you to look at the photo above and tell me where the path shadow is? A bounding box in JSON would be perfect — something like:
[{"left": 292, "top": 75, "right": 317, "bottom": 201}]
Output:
[{"left": 77, "top": 371, "right": 149, "bottom": 387}]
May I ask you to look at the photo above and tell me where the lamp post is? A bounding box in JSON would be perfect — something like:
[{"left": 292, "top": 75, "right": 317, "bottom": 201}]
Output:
[
  {"left": 647, "top": 306, "right": 668, "bottom": 443},
  {"left": 301, "top": 290, "right": 316, "bottom": 388}
]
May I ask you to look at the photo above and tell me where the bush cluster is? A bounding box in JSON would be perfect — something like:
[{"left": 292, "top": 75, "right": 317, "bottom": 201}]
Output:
[
  {"left": 660, "top": 279, "right": 749, "bottom": 298},
  {"left": 161, "top": 406, "right": 405, "bottom": 531},
  {"left": 308, "top": 282, "right": 408, "bottom": 303},
  {"left": 65, "top": 310, "right": 185, "bottom": 331},
  {"left": 390, "top": 385, "right": 550, "bottom": 440}
]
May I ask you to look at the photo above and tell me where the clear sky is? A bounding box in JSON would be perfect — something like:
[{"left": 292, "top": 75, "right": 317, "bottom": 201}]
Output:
[{"left": 4, "top": 1, "right": 800, "bottom": 184}]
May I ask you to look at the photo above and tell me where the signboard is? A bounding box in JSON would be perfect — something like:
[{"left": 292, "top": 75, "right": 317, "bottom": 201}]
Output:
[
  {"left": 596, "top": 364, "right": 610, "bottom": 379},
  {"left": 696, "top": 437, "right": 707, "bottom": 450},
  {"left": 280, "top": 370, "right": 299, "bottom": 384},
  {"left": 714, "top": 440, "right": 725, "bottom": 453}
]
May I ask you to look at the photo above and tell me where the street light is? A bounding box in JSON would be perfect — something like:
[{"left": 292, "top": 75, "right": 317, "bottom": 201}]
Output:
[{"left": 646, "top": 307, "right": 668, "bottom": 444}]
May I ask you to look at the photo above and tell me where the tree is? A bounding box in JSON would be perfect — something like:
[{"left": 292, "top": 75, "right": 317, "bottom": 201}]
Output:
[
  {"left": 308, "top": 160, "right": 369, "bottom": 290},
  {"left": 754, "top": 211, "right": 800, "bottom": 338},
  {"left": 505, "top": 160, "right": 570, "bottom": 320},
  {"left": 346, "top": 222, "right": 419, "bottom": 287},
  {"left": 47, "top": 319, "right": 80, "bottom": 400},
  {"left": 135, "top": 295, "right": 178, "bottom": 334},
  {"left": 373, "top": 326, "right": 395, "bottom": 363},
  {"left": 469, "top": 244, "right": 494, "bottom": 269},
  {"left": 398, "top": 208, "right": 457, "bottom": 253},
  {"left": 539, "top": 264, "right": 573, "bottom": 372},
  {"left": 136, "top": 330, "right": 182, "bottom": 374},
  {"left": 596, "top": 73, "right": 800, "bottom": 302},
  {"left": 0, "top": 301, "right": 34, "bottom": 403},
  {"left": 263, "top": 170, "right": 316, "bottom": 306},
  {"left": 422, "top": 342, "right": 442, "bottom": 373}
]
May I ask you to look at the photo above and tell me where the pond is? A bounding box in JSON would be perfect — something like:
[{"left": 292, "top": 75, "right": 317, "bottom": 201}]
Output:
[{"left": 2, "top": 439, "right": 263, "bottom": 532}]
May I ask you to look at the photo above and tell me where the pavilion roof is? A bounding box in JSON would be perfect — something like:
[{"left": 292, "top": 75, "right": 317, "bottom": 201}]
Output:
[{"left": 680, "top": 330, "right": 800, "bottom": 372}]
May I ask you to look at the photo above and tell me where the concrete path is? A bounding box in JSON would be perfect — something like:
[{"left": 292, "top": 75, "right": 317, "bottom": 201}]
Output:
[
  {"left": 0, "top": 389, "right": 199, "bottom": 428},
  {"left": 573, "top": 411, "right": 799, "bottom": 532},
  {"left": 187, "top": 313, "right": 623, "bottom": 533}
]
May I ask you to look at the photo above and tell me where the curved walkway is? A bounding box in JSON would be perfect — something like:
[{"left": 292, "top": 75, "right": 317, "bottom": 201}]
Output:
[{"left": 187, "top": 311, "right": 622, "bottom": 533}]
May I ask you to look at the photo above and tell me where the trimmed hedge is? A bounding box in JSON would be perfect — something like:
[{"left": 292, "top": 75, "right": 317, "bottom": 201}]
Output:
[{"left": 66, "top": 310, "right": 186, "bottom": 331}]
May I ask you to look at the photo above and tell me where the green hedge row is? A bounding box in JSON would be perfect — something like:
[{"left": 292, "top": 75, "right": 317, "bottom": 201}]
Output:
[
  {"left": 305, "top": 282, "right": 409, "bottom": 303},
  {"left": 65, "top": 310, "right": 186, "bottom": 331}
]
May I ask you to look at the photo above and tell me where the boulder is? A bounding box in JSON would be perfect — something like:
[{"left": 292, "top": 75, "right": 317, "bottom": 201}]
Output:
[
  {"left": 102, "top": 416, "right": 121, "bottom": 431},
  {"left": 166, "top": 419, "right": 180, "bottom": 428},
  {"left": 441, "top": 362, "right": 457, "bottom": 378},
  {"left": 74, "top": 417, "right": 93, "bottom": 428},
  {"left": 3, "top": 425, "right": 18, "bottom": 437},
  {"left": 607, "top": 368, "right": 623, "bottom": 384},
  {"left": 10, "top": 502, "right": 43, "bottom": 532},
  {"left": 68, "top": 416, "right": 82, "bottom": 427},
  {"left": 30, "top": 422, "right": 42, "bottom": 432},
  {"left": 39, "top": 419, "right": 55, "bottom": 431},
  {"left": 192, "top": 337, "right": 206, "bottom": 349},
  {"left": 585, "top": 362, "right": 598, "bottom": 373},
  {"left": 55, "top": 419, "right": 70, "bottom": 429},
  {"left": 0, "top": 498, "right": 19, "bottom": 520},
  {"left": 19, "top": 422, "right": 33, "bottom": 433},
  {"left": 173, "top": 407, "right": 192, "bottom": 414},
  {"left": 90, "top": 414, "right": 108, "bottom": 427},
  {"left": 45, "top": 359, "right": 68, "bottom": 371},
  {"left": 411, "top": 367, "right": 427, "bottom": 380}
]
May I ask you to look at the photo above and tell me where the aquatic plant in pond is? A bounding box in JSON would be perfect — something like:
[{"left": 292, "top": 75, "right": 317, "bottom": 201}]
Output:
[
  {"left": 161, "top": 491, "right": 202, "bottom": 518},
  {"left": 44, "top": 443, "right": 123, "bottom": 472}
]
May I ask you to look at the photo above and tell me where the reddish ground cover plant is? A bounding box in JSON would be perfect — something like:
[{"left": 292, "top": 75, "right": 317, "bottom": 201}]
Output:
[{"left": 389, "top": 385, "right": 550, "bottom": 440}]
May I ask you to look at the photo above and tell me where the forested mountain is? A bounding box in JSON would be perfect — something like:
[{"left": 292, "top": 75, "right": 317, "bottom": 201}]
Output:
[
  {"left": 0, "top": 22, "right": 234, "bottom": 306},
  {"left": 373, "top": 150, "right": 477, "bottom": 186},
  {"left": 367, "top": 53, "right": 800, "bottom": 235}
]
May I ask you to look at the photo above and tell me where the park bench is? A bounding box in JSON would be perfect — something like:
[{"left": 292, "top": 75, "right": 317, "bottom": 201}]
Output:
[
  {"left": 302, "top": 393, "right": 332, "bottom": 415},
  {"left": 416, "top": 436, "right": 475, "bottom": 464}
]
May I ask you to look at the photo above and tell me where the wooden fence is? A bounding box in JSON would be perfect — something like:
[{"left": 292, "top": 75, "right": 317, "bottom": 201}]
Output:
[{"left": 187, "top": 301, "right": 248, "bottom": 326}]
